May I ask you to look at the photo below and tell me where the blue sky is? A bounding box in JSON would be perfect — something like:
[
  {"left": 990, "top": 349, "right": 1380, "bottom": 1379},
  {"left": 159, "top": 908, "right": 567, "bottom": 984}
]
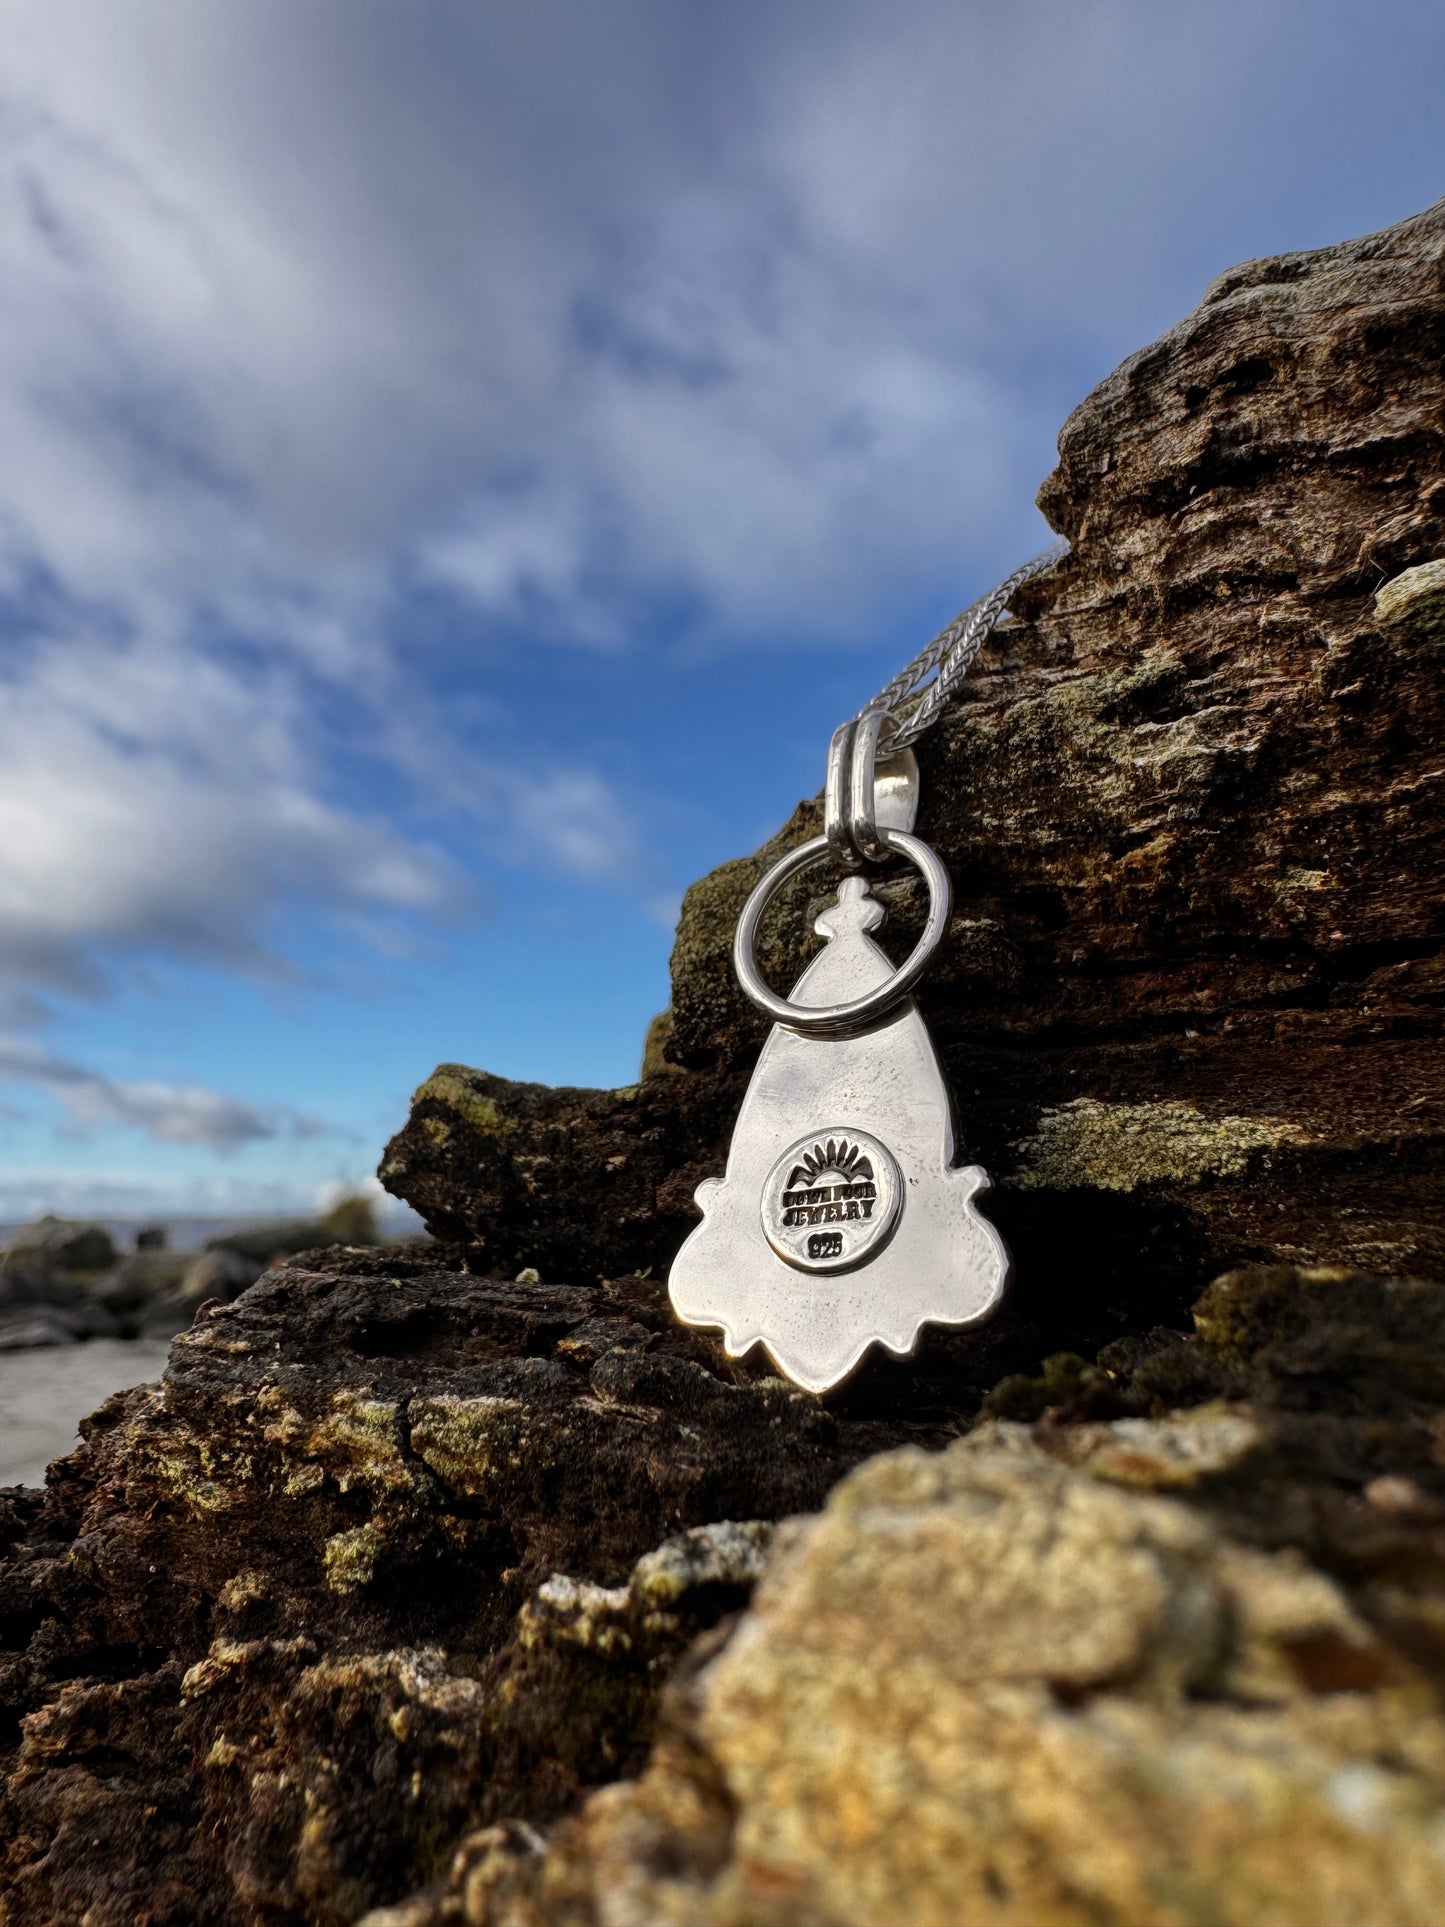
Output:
[{"left": 0, "top": 0, "right": 1442, "bottom": 1219}]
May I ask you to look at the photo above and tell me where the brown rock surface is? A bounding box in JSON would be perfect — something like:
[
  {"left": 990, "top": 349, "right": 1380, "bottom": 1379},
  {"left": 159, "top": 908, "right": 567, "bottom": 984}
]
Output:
[
  {"left": 363, "top": 1264, "right": 1445, "bottom": 1927},
  {"left": 456, "top": 1430, "right": 1445, "bottom": 1927},
  {"left": 384, "top": 196, "right": 1445, "bottom": 1345},
  {"left": 0, "top": 1249, "right": 989, "bottom": 1925},
  {"left": 12, "top": 1258, "right": 1445, "bottom": 1926}
]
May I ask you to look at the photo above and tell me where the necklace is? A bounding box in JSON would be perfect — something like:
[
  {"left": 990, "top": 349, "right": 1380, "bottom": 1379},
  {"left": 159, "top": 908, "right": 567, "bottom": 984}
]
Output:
[{"left": 668, "top": 543, "right": 1065, "bottom": 1392}]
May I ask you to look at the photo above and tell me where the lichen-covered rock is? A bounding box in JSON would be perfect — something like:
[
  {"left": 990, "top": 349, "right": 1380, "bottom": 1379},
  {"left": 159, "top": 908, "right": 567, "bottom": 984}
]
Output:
[
  {"left": 0, "top": 1248, "right": 993, "bottom": 1925},
  {"left": 7, "top": 1255, "right": 1445, "bottom": 1924},
  {"left": 417, "top": 1416, "right": 1445, "bottom": 1927},
  {"left": 277, "top": 1257, "right": 1445, "bottom": 1927},
  {"left": 383, "top": 198, "right": 1445, "bottom": 1332},
  {"left": 379, "top": 1063, "right": 734, "bottom": 1277}
]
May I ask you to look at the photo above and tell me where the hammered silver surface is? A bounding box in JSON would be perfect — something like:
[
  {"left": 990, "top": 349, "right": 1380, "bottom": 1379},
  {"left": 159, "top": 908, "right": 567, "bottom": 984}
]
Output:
[{"left": 668, "top": 875, "right": 1010, "bottom": 1392}]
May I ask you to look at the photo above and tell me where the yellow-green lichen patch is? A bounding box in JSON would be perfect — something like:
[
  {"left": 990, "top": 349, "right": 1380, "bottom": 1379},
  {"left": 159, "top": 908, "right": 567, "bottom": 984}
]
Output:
[
  {"left": 1190, "top": 1263, "right": 1367, "bottom": 1368},
  {"left": 631, "top": 1521, "right": 774, "bottom": 1609},
  {"left": 324, "top": 1523, "right": 388, "bottom": 1593},
  {"left": 1376, "top": 558, "right": 1445, "bottom": 645},
  {"left": 302, "top": 1392, "right": 415, "bottom": 1497},
  {"left": 1276, "top": 866, "right": 1331, "bottom": 894},
  {"left": 216, "top": 1569, "right": 270, "bottom": 1611},
  {"left": 126, "top": 1399, "right": 255, "bottom": 1515},
  {"left": 293, "top": 1645, "right": 488, "bottom": 1730},
  {"left": 180, "top": 1634, "right": 315, "bottom": 1702},
  {"left": 1012, "top": 1098, "right": 1312, "bottom": 1192},
  {"left": 640, "top": 1009, "right": 678, "bottom": 1079},
  {"left": 520, "top": 1575, "right": 634, "bottom": 1656},
  {"left": 413, "top": 1066, "right": 517, "bottom": 1140},
  {"left": 409, "top": 1393, "right": 525, "bottom": 1496}
]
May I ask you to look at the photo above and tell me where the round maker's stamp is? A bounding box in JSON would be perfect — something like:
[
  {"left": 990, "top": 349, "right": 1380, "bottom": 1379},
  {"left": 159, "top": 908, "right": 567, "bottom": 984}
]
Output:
[{"left": 760, "top": 1128, "right": 902, "bottom": 1273}]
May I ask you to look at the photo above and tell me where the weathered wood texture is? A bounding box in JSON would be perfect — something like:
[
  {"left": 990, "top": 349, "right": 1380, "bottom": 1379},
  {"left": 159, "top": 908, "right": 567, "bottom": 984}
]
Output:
[{"left": 385, "top": 198, "right": 1445, "bottom": 1350}]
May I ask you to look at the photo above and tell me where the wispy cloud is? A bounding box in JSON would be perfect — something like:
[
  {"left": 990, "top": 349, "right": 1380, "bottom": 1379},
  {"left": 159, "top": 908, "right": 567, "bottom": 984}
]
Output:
[
  {"left": 0, "top": 620, "right": 454, "bottom": 1002},
  {"left": 0, "top": 1038, "right": 334, "bottom": 1150},
  {"left": 0, "top": 0, "right": 1438, "bottom": 1168}
]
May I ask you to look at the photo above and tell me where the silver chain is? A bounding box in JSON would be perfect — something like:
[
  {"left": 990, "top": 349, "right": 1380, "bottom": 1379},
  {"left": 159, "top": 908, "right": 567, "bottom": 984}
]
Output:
[{"left": 857, "top": 540, "right": 1067, "bottom": 750}]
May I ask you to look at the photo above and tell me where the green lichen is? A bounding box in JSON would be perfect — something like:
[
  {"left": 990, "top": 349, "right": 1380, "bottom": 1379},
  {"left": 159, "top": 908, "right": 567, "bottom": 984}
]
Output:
[
  {"left": 1012, "top": 1098, "right": 1311, "bottom": 1192},
  {"left": 413, "top": 1066, "right": 518, "bottom": 1140},
  {"left": 1191, "top": 1263, "right": 1360, "bottom": 1367},
  {"left": 980, "top": 1352, "right": 1098, "bottom": 1422},
  {"left": 323, "top": 1523, "right": 388, "bottom": 1593},
  {"left": 409, "top": 1394, "right": 525, "bottom": 1495},
  {"left": 640, "top": 1009, "right": 678, "bottom": 1079},
  {"left": 521, "top": 1575, "right": 635, "bottom": 1655},
  {"left": 126, "top": 1396, "right": 255, "bottom": 1515},
  {"left": 630, "top": 1521, "right": 774, "bottom": 1607},
  {"left": 304, "top": 1392, "right": 415, "bottom": 1496}
]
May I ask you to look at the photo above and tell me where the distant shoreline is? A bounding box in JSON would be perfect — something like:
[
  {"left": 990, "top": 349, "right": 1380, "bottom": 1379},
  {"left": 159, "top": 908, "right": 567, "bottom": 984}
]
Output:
[{"left": 0, "top": 1207, "right": 426, "bottom": 1255}]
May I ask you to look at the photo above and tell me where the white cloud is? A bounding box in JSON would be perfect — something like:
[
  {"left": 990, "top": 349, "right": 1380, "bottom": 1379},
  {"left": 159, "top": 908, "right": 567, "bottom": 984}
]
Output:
[
  {"left": 508, "top": 771, "right": 656, "bottom": 889},
  {"left": 0, "top": 0, "right": 1424, "bottom": 644},
  {"left": 0, "top": 622, "right": 452, "bottom": 998},
  {"left": 0, "top": 2, "right": 1052, "bottom": 652},
  {"left": 0, "top": 1037, "right": 333, "bottom": 1150},
  {"left": 0, "top": 0, "right": 1433, "bottom": 1145}
]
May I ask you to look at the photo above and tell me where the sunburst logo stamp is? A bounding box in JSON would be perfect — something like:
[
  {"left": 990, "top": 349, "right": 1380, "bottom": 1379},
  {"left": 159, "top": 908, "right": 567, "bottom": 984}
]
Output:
[{"left": 760, "top": 1127, "right": 902, "bottom": 1273}]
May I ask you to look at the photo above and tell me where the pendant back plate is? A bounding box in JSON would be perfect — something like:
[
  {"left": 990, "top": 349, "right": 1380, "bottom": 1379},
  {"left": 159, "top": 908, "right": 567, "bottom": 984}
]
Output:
[{"left": 668, "top": 876, "right": 1009, "bottom": 1392}]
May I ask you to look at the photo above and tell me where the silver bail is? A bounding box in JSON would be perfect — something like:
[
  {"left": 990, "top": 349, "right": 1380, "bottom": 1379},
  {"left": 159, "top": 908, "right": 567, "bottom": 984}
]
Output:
[{"left": 825, "top": 712, "right": 921, "bottom": 869}]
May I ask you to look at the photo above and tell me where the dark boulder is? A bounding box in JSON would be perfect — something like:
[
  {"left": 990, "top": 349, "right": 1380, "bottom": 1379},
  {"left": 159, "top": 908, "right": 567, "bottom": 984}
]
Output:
[{"left": 1, "top": 1216, "right": 116, "bottom": 1276}]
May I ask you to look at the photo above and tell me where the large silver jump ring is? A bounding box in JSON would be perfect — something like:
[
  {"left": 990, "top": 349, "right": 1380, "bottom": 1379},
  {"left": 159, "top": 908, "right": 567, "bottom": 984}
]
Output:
[{"left": 733, "top": 829, "right": 952, "bottom": 1037}]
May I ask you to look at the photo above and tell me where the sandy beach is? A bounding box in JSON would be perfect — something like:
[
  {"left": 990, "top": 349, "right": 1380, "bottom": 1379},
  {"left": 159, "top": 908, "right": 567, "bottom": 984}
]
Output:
[{"left": 0, "top": 1338, "right": 172, "bottom": 1487}]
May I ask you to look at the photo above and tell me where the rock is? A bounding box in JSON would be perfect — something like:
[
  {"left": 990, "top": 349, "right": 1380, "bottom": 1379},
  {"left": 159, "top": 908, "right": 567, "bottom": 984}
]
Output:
[
  {"left": 465, "top": 1421, "right": 1445, "bottom": 1927},
  {"left": 127, "top": 1247, "right": 268, "bottom": 1339},
  {"left": 380, "top": 1064, "right": 728, "bottom": 1280},
  {"left": 205, "top": 1217, "right": 344, "bottom": 1264},
  {"left": 1376, "top": 557, "right": 1445, "bottom": 646},
  {"left": 0, "top": 1264, "right": 87, "bottom": 1314},
  {"left": 0, "top": 1248, "right": 978, "bottom": 1924},
  {"left": 6, "top": 1252, "right": 1445, "bottom": 1925},
  {"left": 383, "top": 196, "right": 1445, "bottom": 1345},
  {"left": 135, "top": 1225, "right": 168, "bottom": 1251},
  {"left": 347, "top": 1259, "right": 1445, "bottom": 1927},
  {"left": 90, "top": 1248, "right": 191, "bottom": 1318},
  {"left": 2, "top": 1216, "right": 116, "bottom": 1275},
  {"left": 179, "top": 1245, "right": 266, "bottom": 1302},
  {"left": 0, "top": 1307, "right": 82, "bottom": 1351},
  {"left": 0, "top": 1267, "right": 122, "bottom": 1343}
]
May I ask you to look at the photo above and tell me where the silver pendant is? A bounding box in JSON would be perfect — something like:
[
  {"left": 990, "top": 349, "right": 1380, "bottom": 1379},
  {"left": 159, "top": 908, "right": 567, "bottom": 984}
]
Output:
[{"left": 669, "top": 720, "right": 1009, "bottom": 1393}]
